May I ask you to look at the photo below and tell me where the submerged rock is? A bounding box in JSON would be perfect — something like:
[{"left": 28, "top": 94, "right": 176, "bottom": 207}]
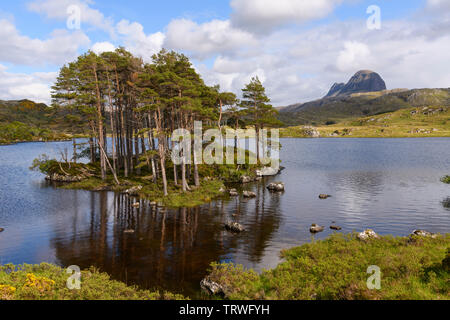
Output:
[
  {"left": 225, "top": 222, "right": 245, "bottom": 233},
  {"left": 330, "top": 225, "right": 342, "bottom": 231},
  {"left": 242, "top": 191, "right": 256, "bottom": 198},
  {"left": 319, "top": 194, "right": 331, "bottom": 199},
  {"left": 0, "top": 228, "right": 4, "bottom": 233},
  {"left": 267, "top": 182, "right": 285, "bottom": 192},
  {"left": 200, "top": 278, "right": 224, "bottom": 296},
  {"left": 357, "top": 229, "right": 379, "bottom": 241},
  {"left": 410, "top": 230, "right": 437, "bottom": 238},
  {"left": 310, "top": 224, "right": 325, "bottom": 233}
]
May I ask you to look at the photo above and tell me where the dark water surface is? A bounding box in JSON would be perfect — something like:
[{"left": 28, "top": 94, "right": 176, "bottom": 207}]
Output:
[{"left": 0, "top": 138, "right": 449, "bottom": 297}]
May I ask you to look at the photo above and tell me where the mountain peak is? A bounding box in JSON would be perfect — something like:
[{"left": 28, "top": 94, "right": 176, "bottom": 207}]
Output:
[{"left": 325, "top": 70, "right": 386, "bottom": 98}]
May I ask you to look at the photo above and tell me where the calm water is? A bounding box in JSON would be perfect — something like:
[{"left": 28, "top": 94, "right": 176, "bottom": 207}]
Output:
[{"left": 0, "top": 138, "right": 449, "bottom": 297}]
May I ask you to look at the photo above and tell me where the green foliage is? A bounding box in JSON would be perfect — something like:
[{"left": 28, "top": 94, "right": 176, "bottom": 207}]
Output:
[
  {"left": 441, "top": 176, "right": 450, "bottom": 184},
  {"left": 0, "top": 263, "right": 185, "bottom": 300},
  {"left": 240, "top": 76, "right": 281, "bottom": 129},
  {"left": 206, "top": 233, "right": 450, "bottom": 300}
]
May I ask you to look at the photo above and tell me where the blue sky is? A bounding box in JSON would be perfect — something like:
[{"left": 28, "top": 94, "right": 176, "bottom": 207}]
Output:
[{"left": 0, "top": 0, "right": 448, "bottom": 105}]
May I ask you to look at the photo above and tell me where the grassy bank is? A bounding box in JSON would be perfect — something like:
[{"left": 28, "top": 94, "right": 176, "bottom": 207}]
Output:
[
  {"left": 280, "top": 106, "right": 450, "bottom": 138},
  {"left": 442, "top": 176, "right": 450, "bottom": 184},
  {"left": 33, "top": 156, "right": 260, "bottom": 208},
  {"left": 0, "top": 263, "right": 185, "bottom": 300},
  {"left": 205, "top": 233, "right": 450, "bottom": 300}
]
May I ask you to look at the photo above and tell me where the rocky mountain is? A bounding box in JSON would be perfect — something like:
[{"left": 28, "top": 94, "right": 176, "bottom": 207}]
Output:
[{"left": 325, "top": 70, "right": 386, "bottom": 98}]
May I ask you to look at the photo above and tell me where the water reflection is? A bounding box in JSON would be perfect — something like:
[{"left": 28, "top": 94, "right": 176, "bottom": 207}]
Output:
[
  {"left": 49, "top": 182, "right": 282, "bottom": 297},
  {"left": 1, "top": 138, "right": 449, "bottom": 298}
]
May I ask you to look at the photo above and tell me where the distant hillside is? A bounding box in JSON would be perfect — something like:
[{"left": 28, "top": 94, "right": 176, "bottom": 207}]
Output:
[
  {"left": 278, "top": 88, "right": 450, "bottom": 126},
  {"left": 0, "top": 100, "right": 81, "bottom": 144},
  {"left": 280, "top": 105, "right": 450, "bottom": 138}
]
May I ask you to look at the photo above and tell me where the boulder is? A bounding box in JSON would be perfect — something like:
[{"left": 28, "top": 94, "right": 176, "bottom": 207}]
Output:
[
  {"left": 302, "top": 126, "right": 321, "bottom": 138},
  {"left": 256, "top": 167, "right": 280, "bottom": 176},
  {"left": 132, "top": 202, "right": 140, "bottom": 208},
  {"left": 330, "top": 225, "right": 342, "bottom": 231},
  {"left": 310, "top": 224, "right": 325, "bottom": 233},
  {"left": 319, "top": 194, "right": 331, "bottom": 199},
  {"left": 124, "top": 185, "right": 143, "bottom": 196},
  {"left": 0, "top": 228, "right": 4, "bottom": 233},
  {"left": 45, "top": 173, "right": 82, "bottom": 183},
  {"left": 242, "top": 191, "right": 256, "bottom": 198},
  {"left": 225, "top": 222, "right": 245, "bottom": 233},
  {"left": 357, "top": 229, "right": 379, "bottom": 241},
  {"left": 267, "top": 182, "right": 285, "bottom": 192},
  {"left": 200, "top": 278, "right": 224, "bottom": 296},
  {"left": 241, "top": 176, "right": 253, "bottom": 184},
  {"left": 410, "top": 230, "right": 437, "bottom": 238},
  {"left": 229, "top": 189, "right": 239, "bottom": 197}
]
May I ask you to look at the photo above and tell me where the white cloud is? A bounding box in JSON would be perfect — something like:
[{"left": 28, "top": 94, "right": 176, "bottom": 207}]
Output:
[
  {"left": 0, "top": 19, "right": 90, "bottom": 66},
  {"left": 230, "top": 0, "right": 344, "bottom": 33},
  {"left": 91, "top": 41, "right": 116, "bottom": 54},
  {"left": 27, "top": 0, "right": 115, "bottom": 36},
  {"left": 0, "top": 64, "right": 57, "bottom": 103},
  {"left": 336, "top": 41, "right": 371, "bottom": 72},
  {"left": 116, "top": 20, "right": 165, "bottom": 62},
  {"left": 427, "top": 0, "right": 450, "bottom": 11},
  {"left": 164, "top": 19, "right": 256, "bottom": 60}
]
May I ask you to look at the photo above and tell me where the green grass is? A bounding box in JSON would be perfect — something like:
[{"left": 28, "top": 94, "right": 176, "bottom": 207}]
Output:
[
  {"left": 35, "top": 147, "right": 262, "bottom": 208},
  {"left": 205, "top": 233, "right": 450, "bottom": 300},
  {"left": 0, "top": 263, "right": 185, "bottom": 300},
  {"left": 442, "top": 176, "right": 450, "bottom": 184},
  {"left": 280, "top": 106, "right": 450, "bottom": 138}
]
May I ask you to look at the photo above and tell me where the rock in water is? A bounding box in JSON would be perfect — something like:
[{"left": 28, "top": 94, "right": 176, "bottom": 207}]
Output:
[
  {"left": 132, "top": 202, "right": 140, "bottom": 208},
  {"left": 241, "top": 176, "right": 253, "bottom": 183},
  {"left": 330, "top": 225, "right": 342, "bottom": 230},
  {"left": 124, "top": 186, "right": 143, "bottom": 196},
  {"left": 242, "top": 191, "right": 256, "bottom": 198},
  {"left": 0, "top": 228, "right": 4, "bottom": 232},
  {"left": 310, "top": 224, "right": 325, "bottom": 233},
  {"left": 200, "top": 278, "right": 224, "bottom": 296},
  {"left": 124, "top": 229, "right": 135, "bottom": 234},
  {"left": 267, "top": 182, "right": 285, "bottom": 192},
  {"left": 225, "top": 222, "right": 245, "bottom": 233},
  {"left": 325, "top": 70, "right": 386, "bottom": 98},
  {"left": 319, "top": 194, "right": 331, "bottom": 199},
  {"left": 256, "top": 167, "right": 280, "bottom": 176},
  {"left": 410, "top": 230, "right": 437, "bottom": 238},
  {"left": 357, "top": 229, "right": 379, "bottom": 241}
]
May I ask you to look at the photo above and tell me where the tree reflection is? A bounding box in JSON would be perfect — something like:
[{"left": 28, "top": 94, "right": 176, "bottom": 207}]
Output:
[{"left": 51, "top": 183, "right": 282, "bottom": 297}]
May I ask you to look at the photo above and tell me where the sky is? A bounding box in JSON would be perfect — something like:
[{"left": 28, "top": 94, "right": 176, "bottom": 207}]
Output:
[{"left": 0, "top": 0, "right": 449, "bottom": 106}]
